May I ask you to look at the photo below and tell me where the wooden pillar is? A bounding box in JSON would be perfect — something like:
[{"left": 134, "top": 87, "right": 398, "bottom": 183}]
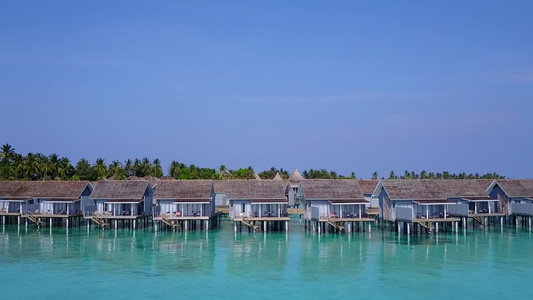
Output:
[{"left": 397, "top": 222, "right": 401, "bottom": 234}]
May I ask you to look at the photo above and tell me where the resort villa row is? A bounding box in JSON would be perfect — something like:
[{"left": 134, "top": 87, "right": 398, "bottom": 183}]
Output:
[
  {"left": 373, "top": 179, "right": 505, "bottom": 234},
  {"left": 0, "top": 181, "right": 92, "bottom": 227},
  {"left": 1, "top": 178, "right": 533, "bottom": 234},
  {"left": 298, "top": 179, "right": 373, "bottom": 233}
]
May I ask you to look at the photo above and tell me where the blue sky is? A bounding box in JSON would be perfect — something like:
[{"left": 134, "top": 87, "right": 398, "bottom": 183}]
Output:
[{"left": 1, "top": 1, "right": 532, "bottom": 178}]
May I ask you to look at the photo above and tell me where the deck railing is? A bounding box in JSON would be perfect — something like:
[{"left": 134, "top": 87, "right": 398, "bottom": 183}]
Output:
[
  {"left": 395, "top": 207, "right": 413, "bottom": 222},
  {"left": 448, "top": 204, "right": 469, "bottom": 217},
  {"left": 510, "top": 203, "right": 533, "bottom": 216},
  {"left": 83, "top": 205, "right": 97, "bottom": 217},
  {"left": 20, "top": 204, "right": 40, "bottom": 216}
]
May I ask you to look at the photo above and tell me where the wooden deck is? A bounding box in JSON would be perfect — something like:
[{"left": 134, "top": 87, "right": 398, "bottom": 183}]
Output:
[
  {"left": 0, "top": 212, "right": 20, "bottom": 216},
  {"left": 235, "top": 217, "right": 291, "bottom": 222},
  {"left": 287, "top": 208, "right": 304, "bottom": 215},
  {"left": 31, "top": 213, "right": 80, "bottom": 218},
  {"left": 365, "top": 208, "right": 380, "bottom": 216},
  {"left": 154, "top": 215, "right": 210, "bottom": 221},
  {"left": 413, "top": 217, "right": 461, "bottom": 223},
  {"left": 319, "top": 217, "right": 374, "bottom": 222},
  {"left": 468, "top": 213, "right": 505, "bottom": 217}
]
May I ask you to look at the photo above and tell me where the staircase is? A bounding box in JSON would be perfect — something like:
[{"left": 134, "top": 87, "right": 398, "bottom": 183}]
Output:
[
  {"left": 473, "top": 216, "right": 485, "bottom": 226},
  {"left": 27, "top": 212, "right": 41, "bottom": 226},
  {"left": 242, "top": 219, "right": 260, "bottom": 232},
  {"left": 366, "top": 207, "right": 379, "bottom": 216},
  {"left": 416, "top": 220, "right": 432, "bottom": 231},
  {"left": 92, "top": 216, "right": 107, "bottom": 227},
  {"left": 162, "top": 218, "right": 178, "bottom": 229},
  {"left": 327, "top": 219, "right": 345, "bottom": 232}
]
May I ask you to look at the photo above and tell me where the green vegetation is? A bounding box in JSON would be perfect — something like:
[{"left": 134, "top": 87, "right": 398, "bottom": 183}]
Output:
[
  {"left": 302, "top": 169, "right": 357, "bottom": 179},
  {"left": 0, "top": 143, "right": 506, "bottom": 181},
  {"left": 371, "top": 170, "right": 505, "bottom": 180},
  {"left": 258, "top": 167, "right": 290, "bottom": 179}
]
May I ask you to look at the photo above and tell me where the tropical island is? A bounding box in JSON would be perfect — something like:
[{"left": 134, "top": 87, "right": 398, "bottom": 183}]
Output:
[{"left": 0, "top": 143, "right": 505, "bottom": 181}]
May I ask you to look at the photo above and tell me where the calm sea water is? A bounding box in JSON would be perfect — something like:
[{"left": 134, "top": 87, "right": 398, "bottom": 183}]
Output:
[{"left": 1, "top": 217, "right": 532, "bottom": 299}]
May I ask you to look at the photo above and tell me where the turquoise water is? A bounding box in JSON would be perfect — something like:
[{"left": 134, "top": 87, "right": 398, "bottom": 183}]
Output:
[{"left": 1, "top": 219, "right": 532, "bottom": 299}]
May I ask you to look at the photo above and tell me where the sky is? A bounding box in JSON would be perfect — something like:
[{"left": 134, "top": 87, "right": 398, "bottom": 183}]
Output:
[{"left": 1, "top": 1, "right": 532, "bottom": 178}]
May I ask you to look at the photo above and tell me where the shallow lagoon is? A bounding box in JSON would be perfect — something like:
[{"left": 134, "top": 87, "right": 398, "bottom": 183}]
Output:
[{"left": 1, "top": 218, "right": 531, "bottom": 299}]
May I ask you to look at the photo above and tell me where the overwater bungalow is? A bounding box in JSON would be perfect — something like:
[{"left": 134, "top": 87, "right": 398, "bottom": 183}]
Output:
[
  {"left": 153, "top": 180, "right": 220, "bottom": 231},
  {"left": 487, "top": 179, "right": 533, "bottom": 226},
  {"left": 1, "top": 181, "right": 92, "bottom": 227},
  {"left": 359, "top": 180, "right": 379, "bottom": 207},
  {"left": 443, "top": 179, "right": 504, "bottom": 226},
  {"left": 0, "top": 181, "right": 39, "bottom": 225},
  {"left": 228, "top": 180, "right": 291, "bottom": 232},
  {"left": 28, "top": 181, "right": 93, "bottom": 227},
  {"left": 213, "top": 180, "right": 232, "bottom": 207},
  {"left": 299, "top": 179, "right": 372, "bottom": 233},
  {"left": 373, "top": 180, "right": 462, "bottom": 234},
  {"left": 288, "top": 169, "right": 304, "bottom": 207},
  {"left": 86, "top": 180, "right": 154, "bottom": 229}
]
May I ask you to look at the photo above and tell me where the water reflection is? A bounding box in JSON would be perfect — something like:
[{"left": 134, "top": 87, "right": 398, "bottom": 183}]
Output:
[
  {"left": 226, "top": 231, "right": 288, "bottom": 280},
  {"left": 0, "top": 223, "right": 533, "bottom": 299}
]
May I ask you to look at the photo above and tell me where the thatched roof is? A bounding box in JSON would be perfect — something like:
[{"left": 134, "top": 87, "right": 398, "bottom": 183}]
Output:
[
  {"left": 379, "top": 179, "right": 493, "bottom": 200},
  {"left": 358, "top": 180, "right": 379, "bottom": 195},
  {"left": 493, "top": 179, "right": 533, "bottom": 197},
  {"left": 0, "top": 181, "right": 40, "bottom": 200},
  {"left": 273, "top": 172, "right": 283, "bottom": 180},
  {"left": 0, "top": 181, "right": 91, "bottom": 201},
  {"left": 214, "top": 180, "right": 287, "bottom": 201},
  {"left": 33, "top": 181, "right": 91, "bottom": 200},
  {"left": 254, "top": 173, "right": 262, "bottom": 180},
  {"left": 300, "top": 179, "right": 365, "bottom": 200},
  {"left": 288, "top": 169, "right": 304, "bottom": 182},
  {"left": 154, "top": 180, "right": 213, "bottom": 201},
  {"left": 90, "top": 180, "right": 151, "bottom": 200}
]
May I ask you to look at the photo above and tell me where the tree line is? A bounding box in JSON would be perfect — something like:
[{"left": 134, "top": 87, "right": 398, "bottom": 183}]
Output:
[
  {"left": 371, "top": 170, "right": 505, "bottom": 180},
  {"left": 0, "top": 143, "right": 506, "bottom": 181}
]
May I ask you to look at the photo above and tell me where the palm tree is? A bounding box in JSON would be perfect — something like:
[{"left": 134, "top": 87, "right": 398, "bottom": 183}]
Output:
[
  {"left": 108, "top": 160, "right": 122, "bottom": 178},
  {"left": 40, "top": 156, "right": 53, "bottom": 179},
  {"left": 124, "top": 159, "right": 133, "bottom": 176},
  {"left": 22, "top": 153, "right": 41, "bottom": 180},
  {"left": 12, "top": 153, "right": 23, "bottom": 180},
  {"left": 217, "top": 165, "right": 228, "bottom": 180},
  {"left": 152, "top": 158, "right": 163, "bottom": 177},
  {"left": 1, "top": 143, "right": 15, "bottom": 162},
  {"left": 58, "top": 157, "right": 74, "bottom": 180},
  {"left": 94, "top": 158, "right": 108, "bottom": 180},
  {"left": 168, "top": 160, "right": 181, "bottom": 178},
  {"left": 0, "top": 143, "right": 16, "bottom": 180},
  {"left": 141, "top": 157, "right": 152, "bottom": 177},
  {"left": 133, "top": 158, "right": 142, "bottom": 177},
  {"left": 48, "top": 153, "right": 59, "bottom": 179}
]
